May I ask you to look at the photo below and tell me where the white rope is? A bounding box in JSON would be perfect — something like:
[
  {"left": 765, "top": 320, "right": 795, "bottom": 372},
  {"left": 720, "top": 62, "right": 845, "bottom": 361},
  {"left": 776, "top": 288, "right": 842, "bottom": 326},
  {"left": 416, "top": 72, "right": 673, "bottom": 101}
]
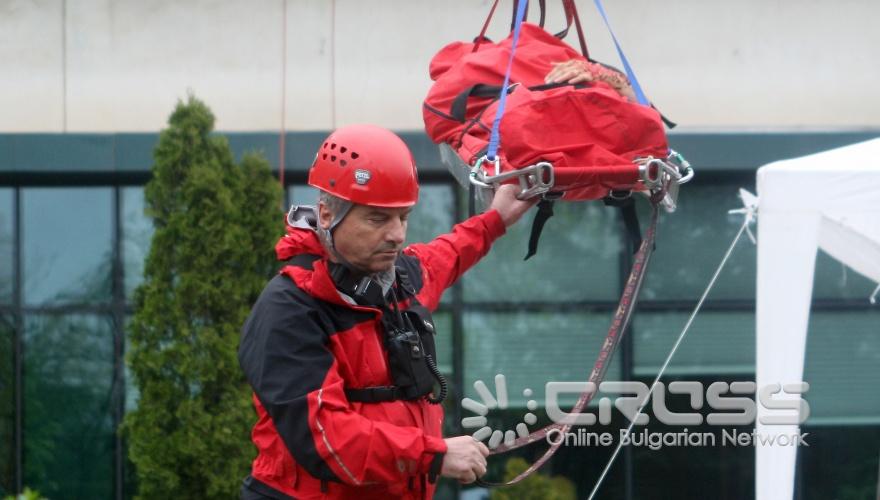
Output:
[{"left": 587, "top": 201, "right": 757, "bottom": 500}]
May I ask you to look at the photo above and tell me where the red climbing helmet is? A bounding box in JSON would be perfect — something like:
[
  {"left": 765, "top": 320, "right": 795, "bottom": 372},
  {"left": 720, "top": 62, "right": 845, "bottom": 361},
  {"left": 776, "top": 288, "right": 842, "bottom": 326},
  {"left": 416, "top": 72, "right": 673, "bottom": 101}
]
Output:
[{"left": 308, "top": 124, "right": 419, "bottom": 207}]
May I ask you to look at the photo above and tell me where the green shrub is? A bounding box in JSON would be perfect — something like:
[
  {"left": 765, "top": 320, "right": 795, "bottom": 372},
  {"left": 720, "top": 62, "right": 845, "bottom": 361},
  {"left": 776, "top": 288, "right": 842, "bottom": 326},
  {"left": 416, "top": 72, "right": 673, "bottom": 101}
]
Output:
[
  {"left": 2, "top": 487, "right": 47, "bottom": 500},
  {"left": 489, "top": 457, "right": 577, "bottom": 500},
  {"left": 122, "top": 95, "right": 283, "bottom": 499}
]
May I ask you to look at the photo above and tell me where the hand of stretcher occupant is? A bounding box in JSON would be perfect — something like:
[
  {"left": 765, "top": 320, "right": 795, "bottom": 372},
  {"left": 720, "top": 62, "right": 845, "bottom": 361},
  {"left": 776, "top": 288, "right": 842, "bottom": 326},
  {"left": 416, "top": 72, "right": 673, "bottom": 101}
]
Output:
[{"left": 544, "top": 60, "right": 638, "bottom": 103}]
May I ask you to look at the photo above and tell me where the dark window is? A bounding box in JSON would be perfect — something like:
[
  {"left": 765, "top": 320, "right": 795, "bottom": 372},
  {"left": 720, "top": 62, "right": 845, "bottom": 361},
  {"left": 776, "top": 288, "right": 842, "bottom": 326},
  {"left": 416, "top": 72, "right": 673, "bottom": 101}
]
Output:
[
  {"left": 22, "top": 189, "right": 113, "bottom": 306},
  {"left": 642, "top": 182, "right": 757, "bottom": 301},
  {"left": 121, "top": 187, "right": 152, "bottom": 299},
  {"left": 463, "top": 310, "right": 622, "bottom": 408},
  {"left": 0, "top": 189, "right": 13, "bottom": 303},
  {"left": 23, "top": 314, "right": 114, "bottom": 499},
  {"left": 812, "top": 250, "right": 879, "bottom": 300},
  {"left": 406, "top": 184, "right": 455, "bottom": 246},
  {"left": 432, "top": 311, "right": 453, "bottom": 374},
  {"left": 803, "top": 309, "right": 880, "bottom": 424},
  {"left": 0, "top": 315, "right": 13, "bottom": 496},
  {"left": 633, "top": 311, "right": 756, "bottom": 376},
  {"left": 287, "top": 185, "right": 318, "bottom": 209},
  {"left": 464, "top": 202, "right": 622, "bottom": 302}
]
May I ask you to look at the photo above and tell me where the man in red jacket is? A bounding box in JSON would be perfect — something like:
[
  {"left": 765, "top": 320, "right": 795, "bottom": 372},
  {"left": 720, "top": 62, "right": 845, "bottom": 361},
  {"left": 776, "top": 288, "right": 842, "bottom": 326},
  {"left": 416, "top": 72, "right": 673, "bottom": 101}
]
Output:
[{"left": 238, "top": 124, "right": 535, "bottom": 499}]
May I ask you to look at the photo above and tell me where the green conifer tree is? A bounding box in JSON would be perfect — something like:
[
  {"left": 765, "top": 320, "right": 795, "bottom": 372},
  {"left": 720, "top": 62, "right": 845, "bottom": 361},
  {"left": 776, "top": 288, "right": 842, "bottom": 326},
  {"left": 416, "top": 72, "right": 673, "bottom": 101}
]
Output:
[{"left": 123, "top": 96, "right": 282, "bottom": 499}]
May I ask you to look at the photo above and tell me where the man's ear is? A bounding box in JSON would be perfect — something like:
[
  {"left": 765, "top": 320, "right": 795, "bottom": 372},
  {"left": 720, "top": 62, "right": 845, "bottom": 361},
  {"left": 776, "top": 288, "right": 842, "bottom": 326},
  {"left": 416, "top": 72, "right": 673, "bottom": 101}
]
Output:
[{"left": 317, "top": 201, "right": 333, "bottom": 230}]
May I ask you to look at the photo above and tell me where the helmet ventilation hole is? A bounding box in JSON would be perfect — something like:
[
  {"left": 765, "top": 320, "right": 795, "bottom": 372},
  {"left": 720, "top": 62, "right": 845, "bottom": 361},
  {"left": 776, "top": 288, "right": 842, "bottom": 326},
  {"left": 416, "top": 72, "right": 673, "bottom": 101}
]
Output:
[
  {"left": 330, "top": 143, "right": 336, "bottom": 150},
  {"left": 329, "top": 179, "right": 336, "bottom": 187},
  {"left": 340, "top": 146, "right": 347, "bottom": 153},
  {"left": 323, "top": 142, "right": 328, "bottom": 149},
  {"left": 351, "top": 152, "right": 359, "bottom": 159},
  {"left": 322, "top": 153, "right": 327, "bottom": 160},
  {"left": 331, "top": 155, "right": 337, "bottom": 162},
  {"left": 340, "top": 160, "right": 347, "bottom": 167}
]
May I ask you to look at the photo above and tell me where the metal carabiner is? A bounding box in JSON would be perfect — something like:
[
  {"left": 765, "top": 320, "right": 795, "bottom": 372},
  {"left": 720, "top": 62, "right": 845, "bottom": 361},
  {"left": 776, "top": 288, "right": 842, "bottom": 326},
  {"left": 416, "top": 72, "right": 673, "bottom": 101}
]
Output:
[
  {"left": 469, "top": 155, "right": 497, "bottom": 189},
  {"left": 667, "top": 150, "right": 695, "bottom": 184}
]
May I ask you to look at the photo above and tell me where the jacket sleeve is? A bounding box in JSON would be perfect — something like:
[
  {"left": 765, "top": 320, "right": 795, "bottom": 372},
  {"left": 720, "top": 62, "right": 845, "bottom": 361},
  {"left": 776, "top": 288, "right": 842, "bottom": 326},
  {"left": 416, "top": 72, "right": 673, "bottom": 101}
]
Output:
[
  {"left": 238, "top": 276, "right": 447, "bottom": 485},
  {"left": 404, "top": 209, "right": 507, "bottom": 310}
]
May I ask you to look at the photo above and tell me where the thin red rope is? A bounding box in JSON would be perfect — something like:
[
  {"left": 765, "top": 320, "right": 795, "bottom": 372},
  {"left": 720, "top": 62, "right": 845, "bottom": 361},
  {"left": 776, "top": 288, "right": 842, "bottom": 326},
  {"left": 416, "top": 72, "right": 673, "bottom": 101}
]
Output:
[{"left": 279, "top": 0, "right": 287, "bottom": 192}]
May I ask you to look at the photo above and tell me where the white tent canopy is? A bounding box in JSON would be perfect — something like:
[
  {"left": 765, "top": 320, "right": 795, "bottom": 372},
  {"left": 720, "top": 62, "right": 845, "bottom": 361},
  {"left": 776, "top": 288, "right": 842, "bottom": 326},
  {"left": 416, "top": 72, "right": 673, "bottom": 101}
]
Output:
[{"left": 756, "top": 138, "right": 880, "bottom": 500}]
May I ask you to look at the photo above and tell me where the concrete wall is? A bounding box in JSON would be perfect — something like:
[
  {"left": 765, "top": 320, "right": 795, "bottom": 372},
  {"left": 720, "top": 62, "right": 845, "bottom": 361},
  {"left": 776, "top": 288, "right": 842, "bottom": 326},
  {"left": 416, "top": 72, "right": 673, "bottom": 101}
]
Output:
[{"left": 1, "top": 0, "right": 878, "bottom": 133}]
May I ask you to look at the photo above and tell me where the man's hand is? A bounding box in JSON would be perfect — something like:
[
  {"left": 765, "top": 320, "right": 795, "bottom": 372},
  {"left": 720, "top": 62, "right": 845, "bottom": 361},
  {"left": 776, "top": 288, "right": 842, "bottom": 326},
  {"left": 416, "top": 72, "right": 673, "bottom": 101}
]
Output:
[
  {"left": 441, "top": 436, "right": 490, "bottom": 484},
  {"left": 545, "top": 59, "right": 637, "bottom": 102},
  {"left": 489, "top": 183, "right": 540, "bottom": 228},
  {"left": 545, "top": 59, "right": 596, "bottom": 85}
]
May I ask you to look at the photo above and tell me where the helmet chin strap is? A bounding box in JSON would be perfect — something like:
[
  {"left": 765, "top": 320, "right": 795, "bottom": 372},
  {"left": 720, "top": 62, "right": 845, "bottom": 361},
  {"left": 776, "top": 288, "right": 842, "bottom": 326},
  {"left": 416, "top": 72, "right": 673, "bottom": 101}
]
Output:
[
  {"left": 323, "top": 200, "right": 353, "bottom": 245},
  {"left": 318, "top": 200, "right": 367, "bottom": 275}
]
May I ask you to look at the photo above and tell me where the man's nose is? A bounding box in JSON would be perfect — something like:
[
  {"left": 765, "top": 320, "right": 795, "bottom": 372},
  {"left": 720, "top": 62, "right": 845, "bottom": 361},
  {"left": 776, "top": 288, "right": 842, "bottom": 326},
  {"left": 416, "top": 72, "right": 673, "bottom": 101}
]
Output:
[{"left": 386, "top": 217, "right": 406, "bottom": 246}]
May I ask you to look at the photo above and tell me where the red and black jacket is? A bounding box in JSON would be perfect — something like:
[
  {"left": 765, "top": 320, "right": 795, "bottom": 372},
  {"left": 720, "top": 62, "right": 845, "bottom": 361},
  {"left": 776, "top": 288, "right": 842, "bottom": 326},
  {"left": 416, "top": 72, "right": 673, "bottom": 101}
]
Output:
[{"left": 238, "top": 209, "right": 506, "bottom": 499}]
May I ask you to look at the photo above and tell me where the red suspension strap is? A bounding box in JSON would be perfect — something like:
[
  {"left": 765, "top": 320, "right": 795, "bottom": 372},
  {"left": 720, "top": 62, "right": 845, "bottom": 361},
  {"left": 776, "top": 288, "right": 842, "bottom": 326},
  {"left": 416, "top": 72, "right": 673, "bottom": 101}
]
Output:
[
  {"left": 473, "top": 0, "right": 501, "bottom": 52},
  {"left": 564, "top": 0, "right": 590, "bottom": 58},
  {"left": 475, "top": 190, "right": 664, "bottom": 487},
  {"left": 473, "top": 0, "right": 589, "bottom": 57}
]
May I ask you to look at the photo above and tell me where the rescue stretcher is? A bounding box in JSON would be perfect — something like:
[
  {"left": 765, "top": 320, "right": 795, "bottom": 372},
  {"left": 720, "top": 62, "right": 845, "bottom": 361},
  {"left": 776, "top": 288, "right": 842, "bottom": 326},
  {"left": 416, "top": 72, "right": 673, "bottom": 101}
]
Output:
[{"left": 440, "top": 142, "right": 694, "bottom": 213}]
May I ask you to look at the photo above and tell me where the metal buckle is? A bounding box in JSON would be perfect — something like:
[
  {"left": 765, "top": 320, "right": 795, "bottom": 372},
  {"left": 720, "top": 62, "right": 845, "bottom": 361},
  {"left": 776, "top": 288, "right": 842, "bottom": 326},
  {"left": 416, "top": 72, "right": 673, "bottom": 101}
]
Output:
[{"left": 469, "top": 155, "right": 555, "bottom": 200}]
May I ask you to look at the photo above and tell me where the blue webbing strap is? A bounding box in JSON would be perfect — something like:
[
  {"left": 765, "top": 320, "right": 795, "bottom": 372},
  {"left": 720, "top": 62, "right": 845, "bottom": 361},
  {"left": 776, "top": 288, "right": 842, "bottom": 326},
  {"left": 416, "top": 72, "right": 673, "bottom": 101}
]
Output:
[
  {"left": 592, "top": 0, "right": 649, "bottom": 106},
  {"left": 486, "top": 0, "right": 529, "bottom": 162}
]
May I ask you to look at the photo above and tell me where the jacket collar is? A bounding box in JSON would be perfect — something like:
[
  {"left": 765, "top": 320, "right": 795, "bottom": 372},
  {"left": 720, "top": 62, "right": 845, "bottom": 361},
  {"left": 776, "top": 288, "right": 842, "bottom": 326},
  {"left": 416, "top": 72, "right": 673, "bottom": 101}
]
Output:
[{"left": 275, "top": 206, "right": 350, "bottom": 305}]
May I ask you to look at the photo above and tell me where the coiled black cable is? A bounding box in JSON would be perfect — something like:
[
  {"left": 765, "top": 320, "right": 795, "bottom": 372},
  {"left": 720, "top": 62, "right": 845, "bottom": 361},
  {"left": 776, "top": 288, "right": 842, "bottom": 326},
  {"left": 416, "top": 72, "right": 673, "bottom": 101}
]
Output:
[{"left": 424, "top": 354, "right": 447, "bottom": 404}]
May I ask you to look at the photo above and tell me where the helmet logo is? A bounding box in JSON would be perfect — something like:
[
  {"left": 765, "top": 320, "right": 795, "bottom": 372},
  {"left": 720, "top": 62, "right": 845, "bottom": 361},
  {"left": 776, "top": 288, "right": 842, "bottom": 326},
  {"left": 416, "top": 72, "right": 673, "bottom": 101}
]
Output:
[{"left": 354, "top": 169, "right": 372, "bottom": 185}]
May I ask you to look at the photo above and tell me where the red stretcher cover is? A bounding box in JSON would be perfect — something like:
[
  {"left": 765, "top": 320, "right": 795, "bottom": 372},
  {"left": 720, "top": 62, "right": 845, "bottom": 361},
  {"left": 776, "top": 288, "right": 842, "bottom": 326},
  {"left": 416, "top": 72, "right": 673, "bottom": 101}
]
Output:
[{"left": 422, "top": 23, "right": 668, "bottom": 201}]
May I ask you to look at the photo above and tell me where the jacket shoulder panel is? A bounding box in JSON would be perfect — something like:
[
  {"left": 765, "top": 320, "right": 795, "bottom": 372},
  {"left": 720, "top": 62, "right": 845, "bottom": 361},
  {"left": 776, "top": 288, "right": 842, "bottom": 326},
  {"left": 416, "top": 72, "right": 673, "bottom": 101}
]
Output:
[{"left": 395, "top": 253, "right": 425, "bottom": 296}]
